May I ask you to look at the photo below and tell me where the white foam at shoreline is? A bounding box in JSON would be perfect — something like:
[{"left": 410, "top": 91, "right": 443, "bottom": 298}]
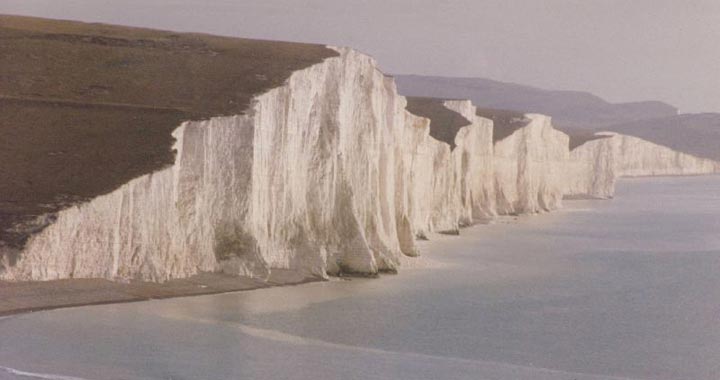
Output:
[
  {"left": 161, "top": 313, "right": 642, "bottom": 380},
  {"left": 0, "top": 366, "right": 90, "bottom": 380}
]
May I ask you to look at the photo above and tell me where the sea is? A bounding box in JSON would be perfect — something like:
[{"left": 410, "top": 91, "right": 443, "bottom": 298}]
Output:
[{"left": 1, "top": 175, "right": 719, "bottom": 380}]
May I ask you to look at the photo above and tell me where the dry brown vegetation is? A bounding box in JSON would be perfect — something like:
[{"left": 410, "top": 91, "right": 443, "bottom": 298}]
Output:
[{"left": 0, "top": 15, "right": 336, "bottom": 254}]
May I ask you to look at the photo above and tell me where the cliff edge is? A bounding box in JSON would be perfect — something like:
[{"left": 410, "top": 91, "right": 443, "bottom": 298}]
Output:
[{"left": 2, "top": 16, "right": 719, "bottom": 286}]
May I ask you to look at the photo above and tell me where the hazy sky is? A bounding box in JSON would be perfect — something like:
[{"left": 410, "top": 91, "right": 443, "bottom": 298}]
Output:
[{"left": 2, "top": 0, "right": 718, "bottom": 113}]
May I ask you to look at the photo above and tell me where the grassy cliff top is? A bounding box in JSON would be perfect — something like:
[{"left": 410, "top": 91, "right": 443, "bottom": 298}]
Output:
[
  {"left": 0, "top": 15, "right": 336, "bottom": 254},
  {"left": 405, "top": 96, "right": 471, "bottom": 149},
  {"left": 567, "top": 130, "right": 613, "bottom": 151},
  {"left": 474, "top": 107, "right": 530, "bottom": 143}
]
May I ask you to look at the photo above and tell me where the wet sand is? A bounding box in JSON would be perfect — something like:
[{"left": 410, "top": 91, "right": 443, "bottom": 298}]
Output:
[{"left": 0, "top": 270, "right": 318, "bottom": 317}]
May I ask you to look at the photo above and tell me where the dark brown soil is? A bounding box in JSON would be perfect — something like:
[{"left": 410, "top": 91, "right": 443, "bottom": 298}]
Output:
[
  {"left": 0, "top": 15, "right": 337, "bottom": 261},
  {"left": 474, "top": 107, "right": 530, "bottom": 143},
  {"left": 405, "top": 96, "right": 471, "bottom": 149}
]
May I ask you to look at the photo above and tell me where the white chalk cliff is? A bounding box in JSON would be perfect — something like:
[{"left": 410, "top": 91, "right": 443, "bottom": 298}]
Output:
[
  {"left": 565, "top": 136, "right": 618, "bottom": 199},
  {"left": 566, "top": 132, "right": 720, "bottom": 199},
  {"left": 442, "top": 100, "right": 496, "bottom": 222},
  {"left": 406, "top": 99, "right": 497, "bottom": 240},
  {"left": 2, "top": 48, "right": 496, "bottom": 282},
  {"left": 493, "top": 115, "right": 569, "bottom": 215},
  {"left": 3, "top": 47, "right": 720, "bottom": 282}
]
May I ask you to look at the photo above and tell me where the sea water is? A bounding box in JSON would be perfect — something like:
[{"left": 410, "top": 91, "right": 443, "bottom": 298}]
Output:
[{"left": 1, "top": 175, "right": 719, "bottom": 380}]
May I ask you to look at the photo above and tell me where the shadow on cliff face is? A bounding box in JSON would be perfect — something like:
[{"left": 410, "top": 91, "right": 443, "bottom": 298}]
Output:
[{"left": 0, "top": 15, "right": 337, "bottom": 263}]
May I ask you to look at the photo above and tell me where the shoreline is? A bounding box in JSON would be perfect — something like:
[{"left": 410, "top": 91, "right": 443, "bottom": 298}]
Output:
[
  {"left": 0, "top": 216, "right": 511, "bottom": 318},
  {"left": 0, "top": 270, "right": 321, "bottom": 317},
  {"left": 0, "top": 229, "right": 472, "bottom": 317},
  {"left": 2, "top": 174, "right": 716, "bottom": 318}
]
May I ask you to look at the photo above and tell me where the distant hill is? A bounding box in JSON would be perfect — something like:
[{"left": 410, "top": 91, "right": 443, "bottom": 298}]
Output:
[
  {"left": 394, "top": 75, "right": 678, "bottom": 129},
  {"left": 395, "top": 75, "right": 719, "bottom": 161}
]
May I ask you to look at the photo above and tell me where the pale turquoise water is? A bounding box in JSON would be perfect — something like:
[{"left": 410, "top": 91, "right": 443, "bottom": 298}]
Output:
[{"left": 1, "top": 176, "right": 719, "bottom": 380}]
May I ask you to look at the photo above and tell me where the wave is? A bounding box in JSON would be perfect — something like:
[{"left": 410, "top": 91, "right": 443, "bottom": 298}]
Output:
[
  {"left": 160, "top": 312, "right": 643, "bottom": 380},
  {"left": 0, "top": 366, "right": 90, "bottom": 380}
]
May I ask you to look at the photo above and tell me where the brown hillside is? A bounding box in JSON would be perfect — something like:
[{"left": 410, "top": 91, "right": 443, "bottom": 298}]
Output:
[{"left": 0, "top": 15, "right": 336, "bottom": 257}]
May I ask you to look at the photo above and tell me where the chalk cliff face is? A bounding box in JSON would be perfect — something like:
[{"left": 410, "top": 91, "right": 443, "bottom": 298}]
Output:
[
  {"left": 405, "top": 120, "right": 459, "bottom": 237},
  {"left": 610, "top": 133, "right": 720, "bottom": 177},
  {"left": 442, "top": 101, "right": 496, "bottom": 222},
  {"left": 4, "top": 48, "right": 420, "bottom": 281},
  {"left": 565, "top": 136, "right": 617, "bottom": 199},
  {"left": 3, "top": 44, "right": 719, "bottom": 283},
  {"left": 403, "top": 99, "right": 496, "bottom": 239},
  {"left": 566, "top": 132, "right": 720, "bottom": 198},
  {"left": 493, "top": 115, "right": 569, "bottom": 214},
  {"left": 2, "top": 48, "right": 501, "bottom": 282}
]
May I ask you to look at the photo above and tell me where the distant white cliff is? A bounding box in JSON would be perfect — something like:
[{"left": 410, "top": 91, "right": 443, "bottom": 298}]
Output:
[
  {"left": 493, "top": 114, "right": 569, "bottom": 215},
  {"left": 566, "top": 132, "right": 720, "bottom": 199},
  {"left": 565, "top": 136, "right": 617, "bottom": 199},
  {"left": 3, "top": 47, "right": 719, "bottom": 283},
  {"left": 443, "top": 100, "right": 496, "bottom": 222}
]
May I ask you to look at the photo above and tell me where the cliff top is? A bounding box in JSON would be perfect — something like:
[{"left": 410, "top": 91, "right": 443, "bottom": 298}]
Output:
[
  {"left": 0, "top": 14, "right": 337, "bottom": 252},
  {"left": 405, "top": 96, "right": 471, "bottom": 149},
  {"left": 474, "top": 107, "right": 530, "bottom": 143},
  {"left": 598, "top": 113, "right": 720, "bottom": 161},
  {"left": 567, "top": 130, "right": 613, "bottom": 151},
  {"left": 394, "top": 75, "right": 720, "bottom": 160},
  {"left": 394, "top": 74, "right": 677, "bottom": 129}
]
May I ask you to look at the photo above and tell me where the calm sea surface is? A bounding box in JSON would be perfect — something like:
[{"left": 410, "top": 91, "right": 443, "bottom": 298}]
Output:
[{"left": 1, "top": 176, "right": 719, "bottom": 380}]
